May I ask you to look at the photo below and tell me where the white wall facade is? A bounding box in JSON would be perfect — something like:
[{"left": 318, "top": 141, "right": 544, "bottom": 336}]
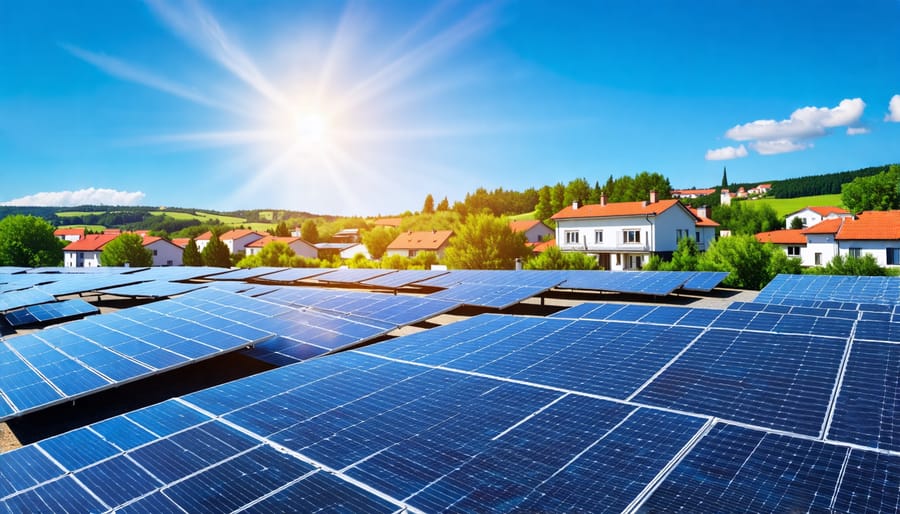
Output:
[
  {"left": 555, "top": 205, "right": 709, "bottom": 271},
  {"left": 339, "top": 243, "right": 371, "bottom": 259},
  {"left": 837, "top": 240, "right": 900, "bottom": 267},
  {"left": 523, "top": 224, "right": 554, "bottom": 243},
  {"left": 64, "top": 251, "right": 102, "bottom": 268},
  {"left": 145, "top": 240, "right": 183, "bottom": 266},
  {"left": 805, "top": 234, "right": 838, "bottom": 267}
]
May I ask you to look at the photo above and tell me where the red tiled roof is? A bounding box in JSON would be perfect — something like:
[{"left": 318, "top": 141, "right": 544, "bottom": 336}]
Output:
[
  {"left": 171, "top": 238, "right": 191, "bottom": 248},
  {"left": 62, "top": 234, "right": 118, "bottom": 252},
  {"left": 808, "top": 206, "right": 850, "bottom": 217},
  {"left": 551, "top": 199, "right": 682, "bottom": 220},
  {"left": 387, "top": 230, "right": 454, "bottom": 251},
  {"left": 54, "top": 228, "right": 85, "bottom": 237},
  {"left": 755, "top": 229, "right": 806, "bottom": 245},
  {"left": 218, "top": 229, "right": 264, "bottom": 241},
  {"left": 246, "top": 236, "right": 303, "bottom": 248},
  {"left": 687, "top": 208, "right": 720, "bottom": 227},
  {"left": 509, "top": 220, "right": 542, "bottom": 232},
  {"left": 835, "top": 211, "right": 900, "bottom": 240},
  {"left": 195, "top": 231, "right": 213, "bottom": 241},
  {"left": 103, "top": 229, "right": 121, "bottom": 235},
  {"left": 755, "top": 183, "right": 772, "bottom": 189},
  {"left": 672, "top": 188, "right": 716, "bottom": 196},
  {"left": 531, "top": 239, "right": 556, "bottom": 253},
  {"left": 803, "top": 218, "right": 842, "bottom": 235}
]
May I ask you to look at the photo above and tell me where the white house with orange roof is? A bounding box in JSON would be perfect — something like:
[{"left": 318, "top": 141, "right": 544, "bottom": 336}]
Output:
[
  {"left": 755, "top": 229, "right": 808, "bottom": 262},
  {"left": 195, "top": 229, "right": 265, "bottom": 254},
  {"left": 759, "top": 211, "right": 900, "bottom": 267},
  {"left": 54, "top": 227, "right": 85, "bottom": 243},
  {"left": 748, "top": 183, "right": 773, "bottom": 196},
  {"left": 63, "top": 234, "right": 118, "bottom": 268},
  {"left": 551, "top": 191, "right": 719, "bottom": 270},
  {"left": 142, "top": 236, "right": 184, "bottom": 266},
  {"left": 509, "top": 220, "right": 554, "bottom": 243},
  {"left": 245, "top": 236, "right": 318, "bottom": 259},
  {"left": 386, "top": 230, "right": 454, "bottom": 259},
  {"left": 784, "top": 206, "right": 851, "bottom": 229},
  {"left": 671, "top": 188, "right": 715, "bottom": 199}
]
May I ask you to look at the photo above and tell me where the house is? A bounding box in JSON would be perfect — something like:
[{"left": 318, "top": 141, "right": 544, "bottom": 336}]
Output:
[
  {"left": 386, "top": 230, "right": 454, "bottom": 259},
  {"left": 509, "top": 220, "right": 554, "bottom": 243},
  {"left": 551, "top": 191, "right": 719, "bottom": 270},
  {"left": 63, "top": 234, "right": 118, "bottom": 268},
  {"left": 54, "top": 228, "right": 85, "bottom": 243},
  {"left": 531, "top": 239, "right": 556, "bottom": 254},
  {"left": 142, "top": 237, "right": 184, "bottom": 266},
  {"left": 195, "top": 230, "right": 265, "bottom": 254},
  {"left": 784, "top": 206, "right": 851, "bottom": 229},
  {"left": 760, "top": 210, "right": 900, "bottom": 267},
  {"left": 671, "top": 188, "right": 715, "bottom": 199},
  {"left": 330, "top": 229, "right": 361, "bottom": 244},
  {"left": 245, "top": 236, "right": 318, "bottom": 259},
  {"left": 171, "top": 238, "right": 191, "bottom": 248},
  {"left": 755, "top": 229, "right": 807, "bottom": 262},
  {"left": 748, "top": 183, "right": 773, "bottom": 196}
]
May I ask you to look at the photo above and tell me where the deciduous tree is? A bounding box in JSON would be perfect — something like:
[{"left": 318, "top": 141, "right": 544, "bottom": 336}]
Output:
[
  {"left": 0, "top": 215, "right": 65, "bottom": 267},
  {"left": 301, "top": 219, "right": 319, "bottom": 243},
  {"left": 698, "top": 234, "right": 799, "bottom": 290},
  {"left": 443, "top": 214, "right": 530, "bottom": 269},
  {"left": 363, "top": 226, "right": 400, "bottom": 259},
  {"left": 100, "top": 233, "right": 152, "bottom": 267},
  {"left": 524, "top": 246, "right": 599, "bottom": 270}
]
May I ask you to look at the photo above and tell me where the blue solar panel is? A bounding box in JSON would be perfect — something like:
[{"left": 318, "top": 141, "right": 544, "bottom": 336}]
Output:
[
  {"left": 0, "top": 288, "right": 56, "bottom": 312},
  {"left": 680, "top": 271, "right": 729, "bottom": 291},
  {"left": 560, "top": 270, "right": 689, "bottom": 295},
  {"left": 429, "top": 283, "right": 549, "bottom": 309},
  {"left": 833, "top": 450, "right": 900, "bottom": 513},
  {"left": 99, "top": 280, "right": 207, "bottom": 298},
  {"left": 635, "top": 330, "right": 847, "bottom": 435},
  {"left": 757, "top": 274, "right": 900, "bottom": 306},
  {"left": 253, "top": 267, "right": 337, "bottom": 282},
  {"left": 35, "top": 274, "right": 143, "bottom": 297},
  {"left": 827, "top": 341, "right": 900, "bottom": 451},
  {"left": 312, "top": 268, "right": 396, "bottom": 284},
  {"left": 361, "top": 269, "right": 449, "bottom": 288},
  {"left": 5, "top": 299, "right": 99, "bottom": 326},
  {"left": 642, "top": 423, "right": 847, "bottom": 512},
  {"left": 208, "top": 266, "right": 287, "bottom": 281}
]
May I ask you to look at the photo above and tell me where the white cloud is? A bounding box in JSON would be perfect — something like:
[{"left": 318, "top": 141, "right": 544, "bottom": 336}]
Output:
[
  {"left": 705, "top": 144, "right": 748, "bottom": 161},
  {"left": 886, "top": 94, "right": 900, "bottom": 122},
  {"left": 750, "top": 139, "right": 811, "bottom": 155},
  {"left": 1, "top": 188, "right": 145, "bottom": 207},
  {"left": 720, "top": 98, "right": 866, "bottom": 155},
  {"left": 847, "top": 126, "right": 870, "bottom": 135}
]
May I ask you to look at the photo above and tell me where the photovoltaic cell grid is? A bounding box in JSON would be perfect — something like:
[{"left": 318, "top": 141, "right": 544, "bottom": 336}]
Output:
[
  {"left": 0, "top": 352, "right": 715, "bottom": 513},
  {"left": 206, "top": 267, "right": 287, "bottom": 281},
  {"left": 35, "top": 274, "right": 144, "bottom": 297},
  {"left": 680, "top": 270, "right": 729, "bottom": 291},
  {"left": 757, "top": 274, "right": 900, "bottom": 306},
  {"left": 253, "top": 267, "right": 337, "bottom": 283},
  {"left": 309, "top": 267, "right": 396, "bottom": 284},
  {"left": 0, "top": 288, "right": 56, "bottom": 312},
  {"left": 125, "top": 266, "right": 227, "bottom": 282},
  {"left": 559, "top": 270, "right": 690, "bottom": 295},
  {"left": 429, "top": 283, "right": 553, "bottom": 309},
  {"left": 729, "top": 300, "right": 862, "bottom": 320},
  {"left": 99, "top": 280, "right": 208, "bottom": 298},
  {"left": 360, "top": 269, "right": 449, "bottom": 288},
  {"left": 0, "top": 290, "right": 277, "bottom": 421},
  {"left": 4, "top": 299, "right": 99, "bottom": 327}
]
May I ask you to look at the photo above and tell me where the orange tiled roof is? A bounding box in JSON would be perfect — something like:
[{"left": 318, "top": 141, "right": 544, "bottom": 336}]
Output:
[
  {"left": 171, "top": 238, "right": 191, "bottom": 248},
  {"left": 218, "top": 229, "right": 264, "bottom": 241},
  {"left": 803, "top": 218, "right": 843, "bottom": 235},
  {"left": 62, "top": 234, "right": 118, "bottom": 252},
  {"left": 531, "top": 239, "right": 556, "bottom": 253},
  {"left": 672, "top": 188, "right": 716, "bottom": 196},
  {"left": 835, "top": 211, "right": 900, "bottom": 240},
  {"left": 509, "top": 220, "right": 542, "bottom": 232},
  {"left": 808, "top": 206, "right": 850, "bottom": 217},
  {"left": 387, "top": 230, "right": 454, "bottom": 251},
  {"left": 551, "top": 199, "right": 682, "bottom": 220},
  {"left": 54, "top": 228, "right": 85, "bottom": 237},
  {"left": 246, "top": 236, "right": 304, "bottom": 248},
  {"left": 755, "top": 229, "right": 806, "bottom": 245},
  {"left": 687, "top": 208, "right": 720, "bottom": 227},
  {"left": 195, "top": 231, "right": 213, "bottom": 241}
]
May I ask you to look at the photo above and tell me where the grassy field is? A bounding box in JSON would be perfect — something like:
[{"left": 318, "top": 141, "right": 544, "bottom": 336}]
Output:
[
  {"left": 151, "top": 210, "right": 247, "bottom": 225},
  {"left": 55, "top": 211, "right": 107, "bottom": 218},
  {"left": 508, "top": 211, "right": 537, "bottom": 221},
  {"left": 751, "top": 194, "right": 844, "bottom": 218},
  {"left": 57, "top": 224, "right": 106, "bottom": 232}
]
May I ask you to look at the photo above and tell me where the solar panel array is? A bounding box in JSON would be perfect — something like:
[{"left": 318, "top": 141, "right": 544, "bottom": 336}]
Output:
[
  {"left": 0, "top": 288, "right": 56, "bottom": 312},
  {"left": 360, "top": 269, "right": 449, "bottom": 288},
  {"left": 4, "top": 299, "right": 99, "bottom": 327},
  {"left": 417, "top": 270, "right": 568, "bottom": 309},
  {"left": 99, "top": 280, "right": 208, "bottom": 298},
  {"left": 757, "top": 274, "right": 900, "bottom": 306},
  {"left": 253, "top": 267, "right": 337, "bottom": 283}
]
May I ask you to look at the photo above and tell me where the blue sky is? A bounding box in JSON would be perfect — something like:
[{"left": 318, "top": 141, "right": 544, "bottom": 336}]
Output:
[{"left": 2, "top": 0, "right": 898, "bottom": 215}]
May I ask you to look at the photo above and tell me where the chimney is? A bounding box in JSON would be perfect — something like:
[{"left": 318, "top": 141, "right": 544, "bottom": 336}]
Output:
[
  {"left": 572, "top": 201, "right": 579, "bottom": 210},
  {"left": 649, "top": 190, "right": 657, "bottom": 204},
  {"left": 600, "top": 192, "right": 607, "bottom": 206},
  {"left": 697, "top": 205, "right": 709, "bottom": 219}
]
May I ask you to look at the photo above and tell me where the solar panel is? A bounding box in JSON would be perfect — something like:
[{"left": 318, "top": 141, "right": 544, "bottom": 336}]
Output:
[
  {"left": 428, "top": 283, "right": 550, "bottom": 309},
  {"left": 4, "top": 299, "right": 99, "bottom": 326},
  {"left": 560, "top": 270, "right": 689, "bottom": 296},
  {"left": 311, "top": 268, "right": 396, "bottom": 284},
  {"left": 99, "top": 280, "right": 207, "bottom": 298},
  {"left": 123, "top": 266, "right": 227, "bottom": 282},
  {"left": 680, "top": 271, "right": 729, "bottom": 291},
  {"left": 207, "top": 266, "right": 287, "bottom": 281},
  {"left": 36, "top": 274, "right": 143, "bottom": 297},
  {"left": 757, "top": 274, "right": 900, "bottom": 306},
  {"left": 253, "top": 267, "right": 337, "bottom": 283},
  {"left": 0, "top": 288, "right": 56, "bottom": 312},
  {"left": 360, "top": 269, "right": 449, "bottom": 288},
  {"left": 827, "top": 341, "right": 900, "bottom": 451},
  {"left": 635, "top": 329, "right": 847, "bottom": 435}
]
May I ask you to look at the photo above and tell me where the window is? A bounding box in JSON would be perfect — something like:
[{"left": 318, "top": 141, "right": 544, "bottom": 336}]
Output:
[
  {"left": 787, "top": 246, "right": 801, "bottom": 256},
  {"left": 624, "top": 230, "right": 641, "bottom": 244},
  {"left": 849, "top": 248, "right": 861, "bottom": 258},
  {"left": 631, "top": 256, "right": 642, "bottom": 269},
  {"left": 152, "top": 250, "right": 158, "bottom": 256},
  {"left": 594, "top": 230, "right": 603, "bottom": 244},
  {"left": 888, "top": 248, "right": 900, "bottom": 265},
  {"left": 676, "top": 229, "right": 687, "bottom": 241},
  {"left": 695, "top": 231, "right": 701, "bottom": 243},
  {"left": 815, "top": 253, "right": 822, "bottom": 265},
  {"left": 565, "top": 231, "right": 580, "bottom": 244}
]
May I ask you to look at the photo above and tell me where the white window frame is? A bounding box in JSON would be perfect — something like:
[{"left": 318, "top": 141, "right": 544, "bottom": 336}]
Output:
[
  {"left": 565, "top": 230, "right": 580, "bottom": 244},
  {"left": 624, "top": 230, "right": 641, "bottom": 244},
  {"left": 594, "top": 230, "right": 603, "bottom": 244}
]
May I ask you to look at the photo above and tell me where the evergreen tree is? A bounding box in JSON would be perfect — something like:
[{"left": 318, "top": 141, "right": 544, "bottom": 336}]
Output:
[
  {"left": 436, "top": 196, "right": 450, "bottom": 211},
  {"left": 588, "top": 181, "right": 602, "bottom": 204},
  {"left": 551, "top": 183, "right": 566, "bottom": 213},
  {"left": 721, "top": 167, "right": 729, "bottom": 189},
  {"left": 182, "top": 238, "right": 202, "bottom": 266},
  {"left": 201, "top": 232, "right": 231, "bottom": 267},
  {"left": 274, "top": 221, "right": 290, "bottom": 237},
  {"left": 535, "top": 186, "right": 553, "bottom": 220},
  {"left": 301, "top": 219, "right": 319, "bottom": 243},
  {"left": 422, "top": 194, "right": 435, "bottom": 214}
]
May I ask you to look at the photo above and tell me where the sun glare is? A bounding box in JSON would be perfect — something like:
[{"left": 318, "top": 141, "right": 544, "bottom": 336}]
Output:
[{"left": 293, "top": 112, "right": 330, "bottom": 147}]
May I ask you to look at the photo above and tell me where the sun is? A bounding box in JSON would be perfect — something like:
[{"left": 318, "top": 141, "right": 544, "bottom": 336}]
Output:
[{"left": 292, "top": 112, "right": 330, "bottom": 148}]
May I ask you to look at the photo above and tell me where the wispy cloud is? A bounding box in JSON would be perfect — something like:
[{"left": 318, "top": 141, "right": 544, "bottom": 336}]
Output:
[
  {"left": 1, "top": 188, "right": 145, "bottom": 206},
  {"left": 705, "top": 144, "right": 748, "bottom": 161},
  {"left": 714, "top": 98, "right": 867, "bottom": 156},
  {"left": 61, "top": 43, "right": 236, "bottom": 113},
  {"left": 847, "top": 126, "right": 870, "bottom": 135},
  {"left": 886, "top": 94, "right": 900, "bottom": 122}
]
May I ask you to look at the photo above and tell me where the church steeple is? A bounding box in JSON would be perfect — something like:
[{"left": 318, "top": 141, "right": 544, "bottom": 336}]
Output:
[{"left": 721, "top": 166, "right": 729, "bottom": 189}]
